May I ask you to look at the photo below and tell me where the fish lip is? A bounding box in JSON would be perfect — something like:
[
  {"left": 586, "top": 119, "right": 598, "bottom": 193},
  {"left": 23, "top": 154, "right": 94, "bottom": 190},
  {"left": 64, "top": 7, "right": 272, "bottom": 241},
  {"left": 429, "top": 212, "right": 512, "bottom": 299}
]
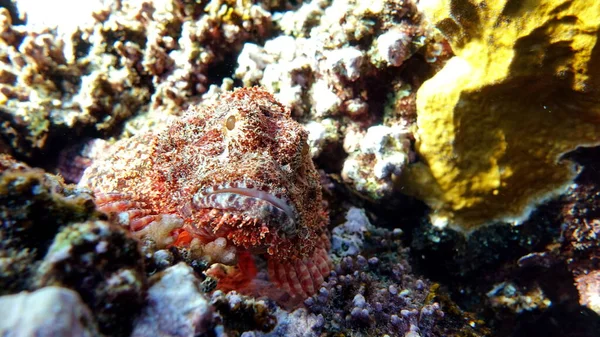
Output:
[{"left": 193, "top": 181, "right": 297, "bottom": 233}]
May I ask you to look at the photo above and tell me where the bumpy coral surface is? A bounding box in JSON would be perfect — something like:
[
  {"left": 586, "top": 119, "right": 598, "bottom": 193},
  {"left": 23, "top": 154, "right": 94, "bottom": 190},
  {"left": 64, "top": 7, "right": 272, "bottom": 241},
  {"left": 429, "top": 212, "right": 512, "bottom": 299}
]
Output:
[
  {"left": 79, "top": 87, "right": 331, "bottom": 300},
  {"left": 342, "top": 124, "right": 413, "bottom": 199},
  {"left": 404, "top": 0, "right": 600, "bottom": 231},
  {"left": 556, "top": 148, "right": 600, "bottom": 314},
  {"left": 306, "top": 254, "right": 444, "bottom": 336}
]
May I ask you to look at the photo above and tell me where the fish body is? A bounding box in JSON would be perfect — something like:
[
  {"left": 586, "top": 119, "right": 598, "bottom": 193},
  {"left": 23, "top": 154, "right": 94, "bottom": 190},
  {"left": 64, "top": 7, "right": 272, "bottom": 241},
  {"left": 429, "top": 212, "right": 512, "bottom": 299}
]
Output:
[{"left": 79, "top": 87, "right": 330, "bottom": 299}]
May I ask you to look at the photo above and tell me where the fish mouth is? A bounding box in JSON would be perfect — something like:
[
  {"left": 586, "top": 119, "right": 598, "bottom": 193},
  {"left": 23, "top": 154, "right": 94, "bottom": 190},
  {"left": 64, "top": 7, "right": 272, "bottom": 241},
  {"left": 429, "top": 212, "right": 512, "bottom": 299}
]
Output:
[{"left": 192, "top": 182, "right": 297, "bottom": 234}]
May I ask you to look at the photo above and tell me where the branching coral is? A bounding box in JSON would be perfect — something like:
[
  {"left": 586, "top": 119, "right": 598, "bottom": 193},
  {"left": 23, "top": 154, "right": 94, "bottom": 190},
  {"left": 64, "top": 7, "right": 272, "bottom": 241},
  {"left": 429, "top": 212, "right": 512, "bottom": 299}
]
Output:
[{"left": 403, "top": 0, "right": 600, "bottom": 231}]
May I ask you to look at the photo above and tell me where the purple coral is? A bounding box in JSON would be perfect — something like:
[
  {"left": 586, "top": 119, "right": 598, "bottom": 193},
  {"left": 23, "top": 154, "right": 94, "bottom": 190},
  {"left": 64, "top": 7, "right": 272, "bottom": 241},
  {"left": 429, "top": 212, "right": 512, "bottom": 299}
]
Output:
[
  {"left": 302, "top": 207, "right": 446, "bottom": 336},
  {"left": 305, "top": 255, "right": 443, "bottom": 336}
]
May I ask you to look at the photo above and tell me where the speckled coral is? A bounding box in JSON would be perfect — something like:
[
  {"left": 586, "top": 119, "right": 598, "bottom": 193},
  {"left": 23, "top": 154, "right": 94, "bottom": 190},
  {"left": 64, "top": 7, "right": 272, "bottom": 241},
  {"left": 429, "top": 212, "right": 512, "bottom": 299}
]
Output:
[
  {"left": 404, "top": 0, "right": 600, "bottom": 231},
  {"left": 342, "top": 124, "right": 413, "bottom": 199},
  {"left": 267, "top": 0, "right": 429, "bottom": 109},
  {"left": 302, "top": 207, "right": 483, "bottom": 337},
  {"left": 0, "top": 6, "right": 149, "bottom": 159},
  {"left": 556, "top": 148, "right": 600, "bottom": 314}
]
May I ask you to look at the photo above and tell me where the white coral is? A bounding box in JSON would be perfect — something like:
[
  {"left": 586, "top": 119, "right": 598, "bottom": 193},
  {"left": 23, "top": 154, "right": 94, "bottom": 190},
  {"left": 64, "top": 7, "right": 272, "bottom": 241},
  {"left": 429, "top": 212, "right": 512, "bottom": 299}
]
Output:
[{"left": 342, "top": 124, "right": 412, "bottom": 199}]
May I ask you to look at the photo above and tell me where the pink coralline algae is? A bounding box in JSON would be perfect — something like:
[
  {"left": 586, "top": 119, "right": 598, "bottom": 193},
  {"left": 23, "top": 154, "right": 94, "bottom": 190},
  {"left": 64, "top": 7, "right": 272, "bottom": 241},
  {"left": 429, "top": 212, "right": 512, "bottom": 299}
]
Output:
[{"left": 78, "top": 87, "right": 331, "bottom": 300}]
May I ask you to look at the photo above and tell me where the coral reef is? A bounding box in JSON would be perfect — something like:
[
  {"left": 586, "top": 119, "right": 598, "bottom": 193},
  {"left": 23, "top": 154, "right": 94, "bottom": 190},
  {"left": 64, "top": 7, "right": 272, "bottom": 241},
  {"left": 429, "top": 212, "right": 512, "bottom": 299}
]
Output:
[
  {"left": 309, "top": 209, "right": 441, "bottom": 336},
  {"left": 330, "top": 207, "right": 377, "bottom": 257},
  {"left": 0, "top": 5, "right": 148, "bottom": 159},
  {"left": 306, "top": 207, "right": 482, "bottom": 336},
  {"left": 486, "top": 281, "right": 552, "bottom": 313},
  {"left": 211, "top": 290, "right": 278, "bottom": 335},
  {"left": 561, "top": 207, "right": 600, "bottom": 314},
  {"left": 2, "top": 1, "right": 599, "bottom": 336},
  {"left": 234, "top": 0, "right": 444, "bottom": 199},
  {"left": 0, "top": 161, "right": 478, "bottom": 337},
  {"left": 410, "top": 147, "right": 600, "bottom": 336},
  {"left": 138, "top": 207, "right": 483, "bottom": 337},
  {"left": 35, "top": 220, "right": 146, "bottom": 337},
  {"left": 0, "top": 154, "right": 100, "bottom": 294},
  {"left": 253, "top": 307, "right": 320, "bottom": 337},
  {"left": 557, "top": 148, "right": 600, "bottom": 314},
  {"left": 404, "top": 0, "right": 600, "bottom": 231},
  {"left": 0, "top": 286, "right": 101, "bottom": 337},
  {"left": 518, "top": 147, "right": 600, "bottom": 315},
  {"left": 305, "top": 254, "right": 444, "bottom": 336},
  {"left": 342, "top": 124, "right": 413, "bottom": 199},
  {"left": 0, "top": 0, "right": 272, "bottom": 160},
  {"left": 135, "top": 262, "right": 309, "bottom": 337}
]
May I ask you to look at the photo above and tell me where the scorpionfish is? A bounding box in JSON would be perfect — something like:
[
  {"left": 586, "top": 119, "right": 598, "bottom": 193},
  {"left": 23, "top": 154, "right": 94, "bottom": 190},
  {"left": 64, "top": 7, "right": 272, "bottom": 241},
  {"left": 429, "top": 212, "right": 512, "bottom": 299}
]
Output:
[{"left": 78, "top": 87, "right": 331, "bottom": 300}]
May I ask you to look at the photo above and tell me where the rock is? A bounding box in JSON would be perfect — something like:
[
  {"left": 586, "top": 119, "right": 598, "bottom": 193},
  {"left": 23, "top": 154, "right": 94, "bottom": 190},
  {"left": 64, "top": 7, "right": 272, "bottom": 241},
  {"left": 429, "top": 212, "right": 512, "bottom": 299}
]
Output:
[
  {"left": 132, "top": 263, "right": 214, "bottom": 337},
  {"left": 0, "top": 286, "right": 100, "bottom": 337},
  {"left": 35, "top": 220, "right": 145, "bottom": 337},
  {"left": 0, "top": 154, "right": 99, "bottom": 295}
]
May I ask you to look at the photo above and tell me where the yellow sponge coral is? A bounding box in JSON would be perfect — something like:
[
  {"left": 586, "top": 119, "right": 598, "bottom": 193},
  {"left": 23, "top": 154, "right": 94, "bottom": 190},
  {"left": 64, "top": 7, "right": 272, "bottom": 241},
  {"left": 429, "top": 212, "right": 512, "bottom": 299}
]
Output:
[{"left": 404, "top": 0, "right": 600, "bottom": 232}]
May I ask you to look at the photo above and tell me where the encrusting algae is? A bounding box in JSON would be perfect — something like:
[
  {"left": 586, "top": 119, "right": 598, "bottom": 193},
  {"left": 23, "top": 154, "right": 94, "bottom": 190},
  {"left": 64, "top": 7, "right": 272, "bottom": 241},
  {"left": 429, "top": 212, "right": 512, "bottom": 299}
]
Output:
[{"left": 402, "top": 0, "right": 600, "bottom": 232}]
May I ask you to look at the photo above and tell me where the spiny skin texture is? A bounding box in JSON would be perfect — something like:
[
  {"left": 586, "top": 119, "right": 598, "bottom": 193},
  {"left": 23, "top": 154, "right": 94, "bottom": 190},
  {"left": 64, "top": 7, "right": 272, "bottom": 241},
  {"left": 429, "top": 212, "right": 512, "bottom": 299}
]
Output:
[{"left": 79, "top": 87, "right": 330, "bottom": 299}]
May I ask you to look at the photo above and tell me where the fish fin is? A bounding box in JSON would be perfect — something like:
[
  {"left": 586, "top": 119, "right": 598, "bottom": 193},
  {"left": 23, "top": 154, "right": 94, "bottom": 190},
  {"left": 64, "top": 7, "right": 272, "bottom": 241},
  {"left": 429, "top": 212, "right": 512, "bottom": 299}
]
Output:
[
  {"left": 94, "top": 192, "right": 156, "bottom": 229},
  {"left": 94, "top": 192, "right": 183, "bottom": 247},
  {"left": 267, "top": 247, "right": 331, "bottom": 299}
]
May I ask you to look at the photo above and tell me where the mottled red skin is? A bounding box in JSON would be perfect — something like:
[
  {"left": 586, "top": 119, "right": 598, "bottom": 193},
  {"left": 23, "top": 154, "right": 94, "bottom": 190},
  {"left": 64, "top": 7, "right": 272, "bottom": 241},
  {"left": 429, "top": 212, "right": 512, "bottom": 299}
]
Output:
[{"left": 79, "top": 87, "right": 330, "bottom": 299}]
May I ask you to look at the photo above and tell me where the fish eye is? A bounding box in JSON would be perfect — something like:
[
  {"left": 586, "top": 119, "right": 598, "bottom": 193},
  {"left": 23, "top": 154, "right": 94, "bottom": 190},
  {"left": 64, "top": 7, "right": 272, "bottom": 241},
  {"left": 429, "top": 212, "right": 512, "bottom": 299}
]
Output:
[{"left": 225, "top": 115, "right": 236, "bottom": 130}]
